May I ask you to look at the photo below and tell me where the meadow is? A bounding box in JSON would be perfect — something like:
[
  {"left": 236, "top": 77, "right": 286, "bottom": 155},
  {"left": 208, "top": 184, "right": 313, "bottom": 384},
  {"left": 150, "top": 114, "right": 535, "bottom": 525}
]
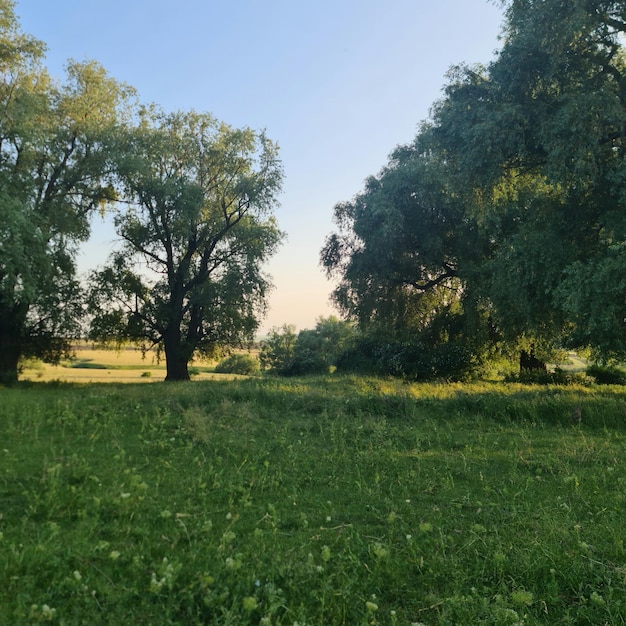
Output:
[
  {"left": 18, "top": 345, "right": 233, "bottom": 384},
  {"left": 1, "top": 374, "right": 625, "bottom": 625}
]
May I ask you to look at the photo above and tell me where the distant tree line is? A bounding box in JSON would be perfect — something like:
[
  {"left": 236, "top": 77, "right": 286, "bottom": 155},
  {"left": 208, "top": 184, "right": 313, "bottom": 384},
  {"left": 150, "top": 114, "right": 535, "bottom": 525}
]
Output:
[{"left": 321, "top": 0, "right": 626, "bottom": 378}]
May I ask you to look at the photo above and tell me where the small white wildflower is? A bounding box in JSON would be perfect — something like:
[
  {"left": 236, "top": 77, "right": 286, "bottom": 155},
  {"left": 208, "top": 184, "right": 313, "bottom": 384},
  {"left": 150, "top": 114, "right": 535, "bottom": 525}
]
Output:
[
  {"left": 73, "top": 570, "right": 82, "bottom": 581},
  {"left": 109, "top": 550, "right": 120, "bottom": 560},
  {"left": 150, "top": 572, "right": 165, "bottom": 593},
  {"left": 590, "top": 591, "right": 606, "bottom": 606},
  {"left": 225, "top": 556, "right": 241, "bottom": 570},
  {"left": 321, "top": 545, "right": 331, "bottom": 562}
]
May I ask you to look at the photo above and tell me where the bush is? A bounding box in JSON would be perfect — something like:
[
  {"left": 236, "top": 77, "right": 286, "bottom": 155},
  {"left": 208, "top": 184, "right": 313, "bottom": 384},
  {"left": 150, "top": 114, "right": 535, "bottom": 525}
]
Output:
[
  {"left": 336, "top": 336, "right": 480, "bottom": 381},
  {"left": 586, "top": 364, "right": 626, "bottom": 385},
  {"left": 505, "top": 368, "right": 586, "bottom": 386},
  {"left": 260, "top": 318, "right": 355, "bottom": 376},
  {"left": 215, "top": 353, "right": 260, "bottom": 376}
]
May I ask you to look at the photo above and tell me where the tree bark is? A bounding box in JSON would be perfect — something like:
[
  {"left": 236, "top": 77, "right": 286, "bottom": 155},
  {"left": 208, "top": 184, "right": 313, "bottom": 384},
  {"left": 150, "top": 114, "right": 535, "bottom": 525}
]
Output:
[
  {"left": 163, "top": 330, "right": 191, "bottom": 381},
  {"left": 0, "top": 315, "right": 22, "bottom": 385}
]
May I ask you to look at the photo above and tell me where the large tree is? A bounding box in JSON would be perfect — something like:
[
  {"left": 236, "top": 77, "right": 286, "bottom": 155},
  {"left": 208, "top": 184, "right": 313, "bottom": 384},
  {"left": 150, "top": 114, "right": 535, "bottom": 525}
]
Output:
[
  {"left": 322, "top": 141, "right": 472, "bottom": 331},
  {"left": 320, "top": 138, "right": 493, "bottom": 379},
  {"left": 88, "top": 110, "right": 284, "bottom": 381},
  {"left": 0, "top": 0, "right": 133, "bottom": 383},
  {"left": 323, "top": 0, "right": 626, "bottom": 364},
  {"left": 430, "top": 0, "right": 626, "bottom": 358}
]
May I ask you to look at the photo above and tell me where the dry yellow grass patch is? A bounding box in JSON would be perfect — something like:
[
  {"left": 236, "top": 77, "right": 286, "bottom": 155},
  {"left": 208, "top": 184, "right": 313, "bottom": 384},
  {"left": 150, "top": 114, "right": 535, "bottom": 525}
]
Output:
[{"left": 19, "top": 343, "right": 242, "bottom": 383}]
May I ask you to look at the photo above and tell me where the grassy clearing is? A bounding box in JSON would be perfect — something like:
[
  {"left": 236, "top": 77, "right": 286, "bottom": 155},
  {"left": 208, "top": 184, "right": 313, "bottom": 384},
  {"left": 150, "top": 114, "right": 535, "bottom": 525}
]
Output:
[
  {"left": 1, "top": 377, "right": 625, "bottom": 624},
  {"left": 19, "top": 345, "right": 230, "bottom": 383}
]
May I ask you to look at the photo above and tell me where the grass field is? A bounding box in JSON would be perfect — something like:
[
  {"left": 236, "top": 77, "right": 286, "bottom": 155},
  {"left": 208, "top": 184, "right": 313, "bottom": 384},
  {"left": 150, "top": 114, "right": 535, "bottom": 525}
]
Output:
[
  {"left": 1, "top": 376, "right": 625, "bottom": 624},
  {"left": 19, "top": 345, "right": 242, "bottom": 383}
]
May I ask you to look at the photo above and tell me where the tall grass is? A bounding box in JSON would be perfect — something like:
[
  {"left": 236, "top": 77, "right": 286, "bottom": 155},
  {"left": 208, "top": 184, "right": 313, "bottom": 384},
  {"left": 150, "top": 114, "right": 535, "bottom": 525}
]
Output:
[{"left": 1, "top": 377, "right": 624, "bottom": 624}]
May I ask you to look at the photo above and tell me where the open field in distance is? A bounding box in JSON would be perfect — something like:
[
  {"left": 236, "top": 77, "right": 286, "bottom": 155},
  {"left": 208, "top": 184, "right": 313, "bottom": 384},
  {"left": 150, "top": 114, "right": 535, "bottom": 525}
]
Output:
[{"left": 19, "top": 344, "right": 250, "bottom": 383}]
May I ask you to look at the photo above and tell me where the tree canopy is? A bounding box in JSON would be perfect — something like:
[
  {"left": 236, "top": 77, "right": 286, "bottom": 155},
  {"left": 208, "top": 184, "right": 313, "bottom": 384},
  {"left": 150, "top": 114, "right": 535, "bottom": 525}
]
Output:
[
  {"left": 0, "top": 0, "right": 134, "bottom": 383},
  {"left": 260, "top": 316, "right": 355, "bottom": 376},
  {"left": 0, "top": 0, "right": 284, "bottom": 384},
  {"left": 322, "top": 0, "right": 626, "bottom": 369},
  {"left": 88, "top": 110, "right": 284, "bottom": 381}
]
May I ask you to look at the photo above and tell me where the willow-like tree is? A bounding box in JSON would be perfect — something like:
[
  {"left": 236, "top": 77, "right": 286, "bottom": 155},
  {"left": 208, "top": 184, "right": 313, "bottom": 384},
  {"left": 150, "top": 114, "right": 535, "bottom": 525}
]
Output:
[
  {"left": 0, "top": 0, "right": 133, "bottom": 384},
  {"left": 430, "top": 0, "right": 626, "bottom": 358},
  {"left": 322, "top": 0, "right": 626, "bottom": 365},
  {"left": 88, "top": 110, "right": 283, "bottom": 380}
]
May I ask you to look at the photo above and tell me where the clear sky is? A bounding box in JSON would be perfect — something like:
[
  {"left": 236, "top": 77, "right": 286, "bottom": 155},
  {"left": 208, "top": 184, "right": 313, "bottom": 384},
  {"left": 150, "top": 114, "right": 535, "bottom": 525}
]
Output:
[{"left": 15, "top": 0, "right": 504, "bottom": 335}]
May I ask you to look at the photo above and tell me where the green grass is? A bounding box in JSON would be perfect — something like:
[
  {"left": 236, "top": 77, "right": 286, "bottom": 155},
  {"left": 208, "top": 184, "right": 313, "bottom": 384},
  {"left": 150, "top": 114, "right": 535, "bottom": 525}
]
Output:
[{"left": 1, "top": 376, "right": 625, "bottom": 624}]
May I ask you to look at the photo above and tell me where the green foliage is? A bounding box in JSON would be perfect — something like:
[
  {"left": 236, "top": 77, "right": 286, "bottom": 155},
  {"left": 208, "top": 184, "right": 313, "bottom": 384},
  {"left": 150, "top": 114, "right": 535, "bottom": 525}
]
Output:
[
  {"left": 87, "top": 110, "right": 284, "bottom": 381},
  {"left": 215, "top": 353, "right": 260, "bottom": 375},
  {"left": 260, "top": 317, "right": 356, "bottom": 376},
  {"left": 321, "top": 143, "right": 467, "bottom": 333},
  {"left": 505, "top": 368, "right": 590, "bottom": 387},
  {"left": 586, "top": 363, "right": 626, "bottom": 386},
  {"left": 259, "top": 323, "right": 297, "bottom": 374},
  {"left": 0, "top": 2, "right": 134, "bottom": 384},
  {"left": 430, "top": 0, "right": 626, "bottom": 355},
  {"left": 336, "top": 333, "right": 480, "bottom": 381},
  {"left": 322, "top": 0, "right": 626, "bottom": 367},
  {"left": 0, "top": 378, "right": 625, "bottom": 624}
]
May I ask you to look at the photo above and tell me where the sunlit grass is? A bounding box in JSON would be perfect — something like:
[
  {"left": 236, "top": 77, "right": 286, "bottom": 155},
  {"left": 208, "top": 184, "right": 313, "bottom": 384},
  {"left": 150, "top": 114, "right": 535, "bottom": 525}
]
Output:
[
  {"left": 19, "top": 343, "right": 232, "bottom": 383},
  {"left": 1, "top": 376, "right": 625, "bottom": 624}
]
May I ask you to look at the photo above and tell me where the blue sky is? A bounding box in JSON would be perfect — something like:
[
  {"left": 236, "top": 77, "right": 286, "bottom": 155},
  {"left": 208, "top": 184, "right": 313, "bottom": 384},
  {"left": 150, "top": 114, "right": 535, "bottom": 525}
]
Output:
[{"left": 16, "top": 0, "right": 504, "bottom": 334}]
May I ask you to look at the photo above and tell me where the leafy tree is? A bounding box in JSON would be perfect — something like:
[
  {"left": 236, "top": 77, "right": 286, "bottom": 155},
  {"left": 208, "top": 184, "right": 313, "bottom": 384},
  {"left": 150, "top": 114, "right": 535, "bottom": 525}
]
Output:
[
  {"left": 88, "top": 110, "right": 283, "bottom": 381},
  {"left": 322, "top": 143, "right": 461, "bottom": 327},
  {"left": 290, "top": 316, "right": 356, "bottom": 375},
  {"left": 259, "top": 324, "right": 297, "bottom": 374},
  {"left": 0, "top": 0, "right": 133, "bottom": 383},
  {"left": 429, "top": 0, "right": 626, "bottom": 356},
  {"left": 322, "top": 0, "right": 626, "bottom": 367},
  {"left": 321, "top": 136, "right": 492, "bottom": 363},
  {"left": 260, "top": 317, "right": 355, "bottom": 376}
]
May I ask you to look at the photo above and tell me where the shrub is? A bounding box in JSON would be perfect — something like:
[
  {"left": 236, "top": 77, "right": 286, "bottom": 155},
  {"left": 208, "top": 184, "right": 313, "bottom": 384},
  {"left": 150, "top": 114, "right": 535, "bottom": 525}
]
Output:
[
  {"left": 259, "top": 324, "right": 297, "bottom": 374},
  {"left": 336, "top": 336, "right": 480, "bottom": 381},
  {"left": 586, "top": 363, "right": 626, "bottom": 385},
  {"left": 505, "top": 367, "right": 593, "bottom": 386},
  {"left": 260, "top": 318, "right": 355, "bottom": 376},
  {"left": 215, "top": 353, "right": 260, "bottom": 375}
]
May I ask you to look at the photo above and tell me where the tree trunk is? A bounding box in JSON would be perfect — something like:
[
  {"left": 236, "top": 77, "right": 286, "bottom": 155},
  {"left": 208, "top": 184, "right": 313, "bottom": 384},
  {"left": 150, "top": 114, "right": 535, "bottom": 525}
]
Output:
[
  {"left": 164, "top": 332, "right": 191, "bottom": 381},
  {"left": 0, "top": 318, "right": 22, "bottom": 385}
]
